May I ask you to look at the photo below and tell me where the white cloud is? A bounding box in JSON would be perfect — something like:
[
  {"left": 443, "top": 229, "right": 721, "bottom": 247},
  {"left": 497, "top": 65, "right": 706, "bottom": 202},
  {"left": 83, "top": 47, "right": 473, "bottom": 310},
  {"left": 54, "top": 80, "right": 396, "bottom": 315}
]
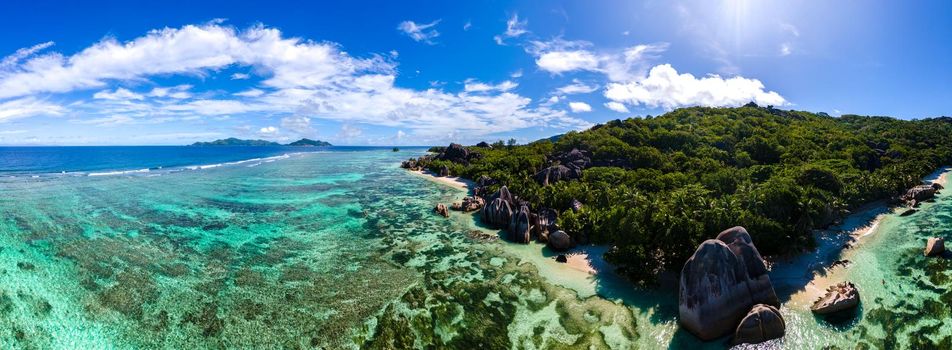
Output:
[
  {"left": 510, "top": 69, "right": 523, "bottom": 78},
  {"left": 148, "top": 84, "right": 192, "bottom": 99},
  {"left": 231, "top": 72, "right": 250, "bottom": 80},
  {"left": 463, "top": 21, "right": 472, "bottom": 31},
  {"left": 604, "top": 64, "right": 786, "bottom": 110},
  {"left": 280, "top": 115, "right": 312, "bottom": 134},
  {"left": 0, "top": 23, "right": 590, "bottom": 141},
  {"left": 494, "top": 14, "right": 528, "bottom": 45},
  {"left": 568, "top": 102, "right": 592, "bottom": 113},
  {"left": 233, "top": 88, "right": 264, "bottom": 97},
  {"left": 397, "top": 20, "right": 441, "bottom": 44},
  {"left": 555, "top": 79, "right": 598, "bottom": 95},
  {"left": 530, "top": 39, "right": 667, "bottom": 81},
  {"left": 259, "top": 126, "right": 278, "bottom": 134},
  {"left": 0, "top": 41, "right": 55, "bottom": 69},
  {"left": 536, "top": 50, "right": 600, "bottom": 74},
  {"left": 93, "top": 88, "right": 143, "bottom": 100},
  {"left": 0, "top": 97, "right": 64, "bottom": 122},
  {"left": 463, "top": 79, "right": 518, "bottom": 93},
  {"left": 604, "top": 101, "right": 630, "bottom": 113},
  {"left": 337, "top": 124, "right": 363, "bottom": 139},
  {"left": 71, "top": 115, "right": 134, "bottom": 126},
  {"left": 780, "top": 43, "right": 792, "bottom": 56}
]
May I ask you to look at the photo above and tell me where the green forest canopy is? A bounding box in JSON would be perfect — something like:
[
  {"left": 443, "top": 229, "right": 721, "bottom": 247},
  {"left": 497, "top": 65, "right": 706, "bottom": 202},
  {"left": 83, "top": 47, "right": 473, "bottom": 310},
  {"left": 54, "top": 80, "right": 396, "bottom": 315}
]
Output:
[{"left": 417, "top": 105, "right": 952, "bottom": 285}]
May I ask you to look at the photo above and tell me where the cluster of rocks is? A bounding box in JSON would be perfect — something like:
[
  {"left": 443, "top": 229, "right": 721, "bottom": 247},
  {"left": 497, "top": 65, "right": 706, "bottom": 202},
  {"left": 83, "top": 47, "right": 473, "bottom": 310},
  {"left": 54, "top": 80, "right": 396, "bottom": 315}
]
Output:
[
  {"left": 450, "top": 196, "right": 485, "bottom": 212},
  {"left": 400, "top": 143, "right": 481, "bottom": 174},
  {"left": 479, "top": 185, "right": 574, "bottom": 251},
  {"left": 533, "top": 149, "right": 591, "bottom": 186},
  {"left": 899, "top": 182, "right": 943, "bottom": 216},
  {"left": 679, "top": 226, "right": 784, "bottom": 344}
]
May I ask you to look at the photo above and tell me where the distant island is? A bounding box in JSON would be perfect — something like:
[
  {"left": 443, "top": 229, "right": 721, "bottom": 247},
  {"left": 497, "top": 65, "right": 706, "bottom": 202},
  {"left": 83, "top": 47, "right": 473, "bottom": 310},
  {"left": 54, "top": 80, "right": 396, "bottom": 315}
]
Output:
[
  {"left": 190, "top": 137, "right": 332, "bottom": 147},
  {"left": 286, "top": 138, "right": 333, "bottom": 147}
]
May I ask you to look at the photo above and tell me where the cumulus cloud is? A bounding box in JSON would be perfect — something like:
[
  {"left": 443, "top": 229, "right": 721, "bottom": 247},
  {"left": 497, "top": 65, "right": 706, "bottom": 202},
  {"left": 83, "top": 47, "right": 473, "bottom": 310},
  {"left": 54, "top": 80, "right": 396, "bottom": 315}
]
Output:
[
  {"left": 530, "top": 39, "right": 667, "bottom": 81},
  {"left": 230, "top": 72, "right": 250, "bottom": 80},
  {"left": 555, "top": 79, "right": 598, "bottom": 95},
  {"left": 397, "top": 20, "right": 441, "bottom": 44},
  {"left": 568, "top": 102, "right": 592, "bottom": 113},
  {"left": 494, "top": 14, "right": 528, "bottom": 45},
  {"left": 604, "top": 64, "right": 786, "bottom": 110},
  {"left": 280, "top": 115, "right": 312, "bottom": 135},
  {"left": 604, "top": 101, "right": 630, "bottom": 113},
  {"left": 0, "top": 97, "right": 64, "bottom": 122},
  {"left": 0, "top": 23, "right": 590, "bottom": 142},
  {"left": 259, "top": 126, "right": 278, "bottom": 134},
  {"left": 463, "top": 79, "right": 518, "bottom": 93}
]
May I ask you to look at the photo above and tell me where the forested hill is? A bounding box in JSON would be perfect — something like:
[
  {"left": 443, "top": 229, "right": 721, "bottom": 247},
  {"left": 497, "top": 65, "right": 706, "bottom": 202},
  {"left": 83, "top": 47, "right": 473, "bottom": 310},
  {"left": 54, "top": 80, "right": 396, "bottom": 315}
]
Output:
[{"left": 414, "top": 104, "right": 952, "bottom": 284}]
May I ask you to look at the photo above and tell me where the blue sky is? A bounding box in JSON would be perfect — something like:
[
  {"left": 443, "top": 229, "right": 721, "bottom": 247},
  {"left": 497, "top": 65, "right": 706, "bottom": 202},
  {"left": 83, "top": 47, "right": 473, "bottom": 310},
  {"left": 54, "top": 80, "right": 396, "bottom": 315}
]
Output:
[{"left": 0, "top": 0, "right": 950, "bottom": 145}]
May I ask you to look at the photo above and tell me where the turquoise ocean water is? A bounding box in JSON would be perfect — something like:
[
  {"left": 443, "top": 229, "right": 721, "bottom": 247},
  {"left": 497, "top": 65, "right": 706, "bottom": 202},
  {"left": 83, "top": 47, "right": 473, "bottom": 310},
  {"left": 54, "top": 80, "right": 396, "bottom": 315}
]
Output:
[{"left": 0, "top": 148, "right": 948, "bottom": 348}]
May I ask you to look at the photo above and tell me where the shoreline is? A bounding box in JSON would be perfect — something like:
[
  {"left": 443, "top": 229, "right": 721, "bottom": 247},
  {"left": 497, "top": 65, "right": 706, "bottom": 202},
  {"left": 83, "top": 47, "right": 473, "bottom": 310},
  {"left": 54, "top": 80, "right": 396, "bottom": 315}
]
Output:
[
  {"left": 408, "top": 169, "right": 474, "bottom": 192},
  {"left": 772, "top": 166, "right": 952, "bottom": 305}
]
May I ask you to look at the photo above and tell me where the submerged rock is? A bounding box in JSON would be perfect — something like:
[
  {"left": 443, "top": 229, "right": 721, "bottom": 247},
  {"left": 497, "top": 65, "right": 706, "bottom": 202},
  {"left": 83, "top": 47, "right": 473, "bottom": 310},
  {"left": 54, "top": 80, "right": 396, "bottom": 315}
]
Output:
[
  {"left": 434, "top": 203, "right": 449, "bottom": 218},
  {"left": 547, "top": 230, "right": 573, "bottom": 252},
  {"left": 679, "top": 226, "right": 780, "bottom": 341},
  {"left": 508, "top": 205, "right": 532, "bottom": 244},
  {"left": 733, "top": 304, "right": 785, "bottom": 345},
  {"left": 900, "top": 208, "right": 918, "bottom": 216},
  {"left": 811, "top": 282, "right": 860, "bottom": 315},
  {"left": 925, "top": 237, "right": 945, "bottom": 257},
  {"left": 555, "top": 254, "right": 567, "bottom": 263}
]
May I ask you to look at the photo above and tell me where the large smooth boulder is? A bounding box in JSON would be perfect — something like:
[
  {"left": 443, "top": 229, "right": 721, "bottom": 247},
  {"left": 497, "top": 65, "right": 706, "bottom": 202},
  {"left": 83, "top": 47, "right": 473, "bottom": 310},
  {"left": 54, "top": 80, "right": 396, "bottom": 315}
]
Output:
[
  {"left": 534, "top": 165, "right": 582, "bottom": 186},
  {"left": 439, "top": 165, "right": 450, "bottom": 177},
  {"left": 679, "top": 226, "right": 780, "bottom": 341},
  {"left": 925, "top": 237, "right": 945, "bottom": 257},
  {"left": 903, "top": 185, "right": 936, "bottom": 203},
  {"left": 481, "top": 186, "right": 514, "bottom": 227},
  {"left": 811, "top": 282, "right": 860, "bottom": 315},
  {"left": 733, "top": 304, "right": 785, "bottom": 345},
  {"left": 437, "top": 143, "right": 470, "bottom": 163},
  {"left": 509, "top": 205, "right": 532, "bottom": 244},
  {"left": 547, "top": 230, "right": 573, "bottom": 252}
]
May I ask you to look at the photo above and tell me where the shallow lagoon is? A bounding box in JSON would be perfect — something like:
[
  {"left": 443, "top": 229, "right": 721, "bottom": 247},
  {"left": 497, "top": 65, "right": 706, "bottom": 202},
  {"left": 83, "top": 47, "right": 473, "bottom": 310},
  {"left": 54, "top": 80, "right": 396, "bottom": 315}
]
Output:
[{"left": 0, "top": 148, "right": 949, "bottom": 349}]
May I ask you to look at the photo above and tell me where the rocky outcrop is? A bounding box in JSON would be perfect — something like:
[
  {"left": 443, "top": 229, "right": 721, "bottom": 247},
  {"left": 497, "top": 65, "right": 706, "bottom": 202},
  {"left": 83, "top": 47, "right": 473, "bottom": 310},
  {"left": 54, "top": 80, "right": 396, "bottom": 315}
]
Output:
[
  {"left": 733, "top": 304, "right": 785, "bottom": 345},
  {"left": 434, "top": 203, "right": 449, "bottom": 218},
  {"left": 679, "top": 226, "right": 780, "bottom": 341},
  {"left": 903, "top": 184, "right": 937, "bottom": 203},
  {"left": 556, "top": 148, "right": 592, "bottom": 169},
  {"left": 547, "top": 230, "right": 573, "bottom": 252},
  {"left": 481, "top": 186, "right": 514, "bottom": 227},
  {"left": 436, "top": 143, "right": 471, "bottom": 164},
  {"left": 439, "top": 165, "right": 449, "bottom": 177},
  {"left": 451, "top": 196, "right": 485, "bottom": 212},
  {"left": 475, "top": 141, "right": 491, "bottom": 148},
  {"left": 933, "top": 182, "right": 944, "bottom": 191},
  {"left": 509, "top": 204, "right": 532, "bottom": 244},
  {"left": 532, "top": 209, "right": 558, "bottom": 241},
  {"left": 925, "top": 237, "right": 945, "bottom": 257},
  {"left": 811, "top": 282, "right": 860, "bottom": 315},
  {"left": 555, "top": 254, "right": 568, "bottom": 263},
  {"left": 534, "top": 165, "right": 582, "bottom": 186}
]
